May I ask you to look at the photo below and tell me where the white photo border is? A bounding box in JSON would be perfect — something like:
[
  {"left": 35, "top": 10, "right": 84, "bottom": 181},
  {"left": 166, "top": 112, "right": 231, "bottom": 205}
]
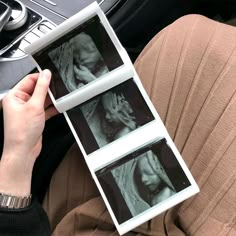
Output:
[
  {"left": 92, "top": 138, "right": 199, "bottom": 235},
  {"left": 25, "top": 2, "right": 132, "bottom": 113},
  {"left": 63, "top": 73, "right": 200, "bottom": 234},
  {"left": 25, "top": 3, "right": 200, "bottom": 235}
]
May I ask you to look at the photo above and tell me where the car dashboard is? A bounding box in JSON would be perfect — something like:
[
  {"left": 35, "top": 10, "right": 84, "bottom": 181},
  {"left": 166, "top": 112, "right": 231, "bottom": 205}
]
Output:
[{"left": 0, "top": 0, "right": 121, "bottom": 93}]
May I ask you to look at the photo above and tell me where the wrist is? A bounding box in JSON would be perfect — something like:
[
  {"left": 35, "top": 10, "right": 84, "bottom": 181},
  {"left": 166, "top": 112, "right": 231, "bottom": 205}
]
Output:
[
  {"left": 1, "top": 148, "right": 35, "bottom": 172},
  {"left": 0, "top": 154, "right": 33, "bottom": 197},
  {"left": 0, "top": 192, "right": 32, "bottom": 209}
]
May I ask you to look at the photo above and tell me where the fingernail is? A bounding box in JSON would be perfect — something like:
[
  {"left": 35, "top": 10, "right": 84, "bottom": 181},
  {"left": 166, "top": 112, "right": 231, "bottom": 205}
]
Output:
[{"left": 42, "top": 69, "right": 51, "bottom": 80}]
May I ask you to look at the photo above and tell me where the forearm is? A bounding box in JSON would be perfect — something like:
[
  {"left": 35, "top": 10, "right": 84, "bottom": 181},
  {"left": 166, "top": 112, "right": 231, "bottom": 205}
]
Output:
[
  {"left": 0, "top": 152, "right": 51, "bottom": 235},
  {"left": 0, "top": 152, "right": 33, "bottom": 197},
  {"left": 0, "top": 71, "right": 55, "bottom": 235}
]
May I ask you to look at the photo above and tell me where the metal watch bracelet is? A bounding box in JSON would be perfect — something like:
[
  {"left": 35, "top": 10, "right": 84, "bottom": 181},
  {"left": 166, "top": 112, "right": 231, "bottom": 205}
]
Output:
[{"left": 0, "top": 193, "right": 32, "bottom": 209}]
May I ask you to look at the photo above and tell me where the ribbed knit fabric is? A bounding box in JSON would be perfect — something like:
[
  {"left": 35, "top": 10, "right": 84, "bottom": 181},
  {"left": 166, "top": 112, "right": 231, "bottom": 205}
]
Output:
[
  {"left": 43, "top": 14, "right": 236, "bottom": 236},
  {"left": 0, "top": 200, "right": 50, "bottom": 236},
  {"left": 135, "top": 14, "right": 236, "bottom": 236}
]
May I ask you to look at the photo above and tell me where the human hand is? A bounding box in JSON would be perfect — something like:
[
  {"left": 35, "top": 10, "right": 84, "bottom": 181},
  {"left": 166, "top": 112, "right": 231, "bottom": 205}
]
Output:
[
  {"left": 74, "top": 64, "right": 96, "bottom": 84},
  {"left": 0, "top": 70, "right": 58, "bottom": 196}
]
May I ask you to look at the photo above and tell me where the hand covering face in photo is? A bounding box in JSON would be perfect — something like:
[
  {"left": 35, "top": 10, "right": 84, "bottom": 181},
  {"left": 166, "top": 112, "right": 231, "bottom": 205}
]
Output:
[
  {"left": 48, "top": 32, "right": 109, "bottom": 92},
  {"left": 73, "top": 32, "right": 109, "bottom": 85}
]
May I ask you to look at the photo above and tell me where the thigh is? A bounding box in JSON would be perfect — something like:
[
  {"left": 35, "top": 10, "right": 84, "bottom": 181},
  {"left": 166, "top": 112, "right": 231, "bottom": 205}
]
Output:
[{"left": 135, "top": 14, "right": 236, "bottom": 236}]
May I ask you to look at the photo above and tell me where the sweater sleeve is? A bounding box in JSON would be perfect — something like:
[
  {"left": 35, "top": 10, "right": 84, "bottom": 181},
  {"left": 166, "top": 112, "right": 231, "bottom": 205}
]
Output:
[{"left": 0, "top": 199, "right": 51, "bottom": 235}]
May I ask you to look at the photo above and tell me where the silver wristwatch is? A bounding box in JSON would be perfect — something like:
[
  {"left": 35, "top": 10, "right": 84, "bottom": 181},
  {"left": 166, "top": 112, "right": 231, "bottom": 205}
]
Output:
[{"left": 0, "top": 193, "right": 32, "bottom": 209}]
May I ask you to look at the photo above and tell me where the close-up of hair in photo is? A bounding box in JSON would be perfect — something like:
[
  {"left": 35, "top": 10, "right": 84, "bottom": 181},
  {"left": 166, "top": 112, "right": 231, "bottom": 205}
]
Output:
[{"left": 101, "top": 91, "right": 136, "bottom": 142}]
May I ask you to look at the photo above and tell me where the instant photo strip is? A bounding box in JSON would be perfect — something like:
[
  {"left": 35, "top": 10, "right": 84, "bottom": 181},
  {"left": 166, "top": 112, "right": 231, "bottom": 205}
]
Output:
[{"left": 25, "top": 2, "right": 199, "bottom": 235}]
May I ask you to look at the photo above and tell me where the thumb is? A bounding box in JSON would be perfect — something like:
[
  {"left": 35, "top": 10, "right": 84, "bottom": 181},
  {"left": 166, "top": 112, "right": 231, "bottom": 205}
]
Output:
[{"left": 30, "top": 69, "right": 51, "bottom": 108}]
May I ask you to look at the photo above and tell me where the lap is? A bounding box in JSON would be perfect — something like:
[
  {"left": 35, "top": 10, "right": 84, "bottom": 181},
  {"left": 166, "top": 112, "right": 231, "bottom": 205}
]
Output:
[{"left": 43, "top": 14, "right": 236, "bottom": 236}]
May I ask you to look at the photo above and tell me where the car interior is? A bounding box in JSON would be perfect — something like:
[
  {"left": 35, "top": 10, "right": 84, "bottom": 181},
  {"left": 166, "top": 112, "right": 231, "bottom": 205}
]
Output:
[
  {"left": 0, "top": 1, "right": 236, "bottom": 234},
  {"left": 0, "top": 0, "right": 236, "bottom": 94}
]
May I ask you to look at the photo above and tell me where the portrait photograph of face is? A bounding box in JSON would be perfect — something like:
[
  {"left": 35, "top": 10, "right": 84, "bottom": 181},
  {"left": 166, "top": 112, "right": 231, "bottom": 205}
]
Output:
[
  {"left": 33, "top": 15, "right": 123, "bottom": 100},
  {"left": 96, "top": 138, "right": 191, "bottom": 224},
  {"left": 66, "top": 79, "right": 155, "bottom": 154}
]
